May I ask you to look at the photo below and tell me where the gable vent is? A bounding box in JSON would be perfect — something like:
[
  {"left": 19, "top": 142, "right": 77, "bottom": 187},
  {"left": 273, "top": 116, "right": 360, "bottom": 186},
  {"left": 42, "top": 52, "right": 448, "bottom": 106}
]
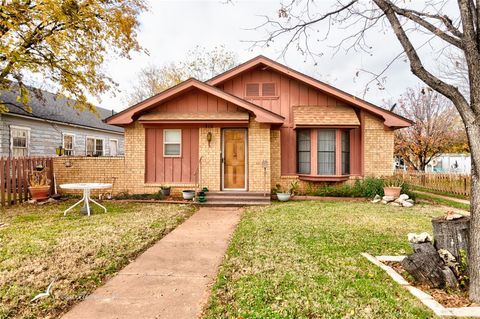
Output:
[
  {"left": 262, "top": 83, "right": 276, "bottom": 96},
  {"left": 245, "top": 83, "right": 260, "bottom": 97}
]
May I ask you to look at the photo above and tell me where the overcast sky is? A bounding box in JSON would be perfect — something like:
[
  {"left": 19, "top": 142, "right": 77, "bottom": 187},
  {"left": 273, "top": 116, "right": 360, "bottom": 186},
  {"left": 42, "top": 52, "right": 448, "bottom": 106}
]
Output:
[{"left": 96, "top": 0, "right": 446, "bottom": 112}]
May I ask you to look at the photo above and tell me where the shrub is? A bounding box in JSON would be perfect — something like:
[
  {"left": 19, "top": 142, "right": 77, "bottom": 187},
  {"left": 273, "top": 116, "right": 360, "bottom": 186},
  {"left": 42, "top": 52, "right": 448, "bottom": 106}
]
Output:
[{"left": 305, "top": 177, "right": 415, "bottom": 199}]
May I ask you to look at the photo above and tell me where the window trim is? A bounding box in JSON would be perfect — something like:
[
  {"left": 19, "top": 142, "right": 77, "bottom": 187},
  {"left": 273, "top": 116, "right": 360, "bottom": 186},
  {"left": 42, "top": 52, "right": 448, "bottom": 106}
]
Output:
[
  {"left": 244, "top": 82, "right": 279, "bottom": 99},
  {"left": 295, "top": 128, "right": 351, "bottom": 179},
  {"left": 163, "top": 129, "right": 182, "bottom": 157},
  {"left": 10, "top": 125, "right": 30, "bottom": 157},
  {"left": 62, "top": 133, "right": 75, "bottom": 156},
  {"left": 109, "top": 138, "right": 119, "bottom": 156},
  {"left": 85, "top": 136, "right": 104, "bottom": 156}
]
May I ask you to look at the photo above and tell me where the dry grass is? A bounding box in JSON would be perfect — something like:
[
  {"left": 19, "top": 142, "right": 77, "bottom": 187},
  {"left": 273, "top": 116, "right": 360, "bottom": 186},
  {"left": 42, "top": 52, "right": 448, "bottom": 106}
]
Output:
[
  {"left": 205, "top": 201, "right": 448, "bottom": 319},
  {"left": 0, "top": 201, "right": 196, "bottom": 319}
]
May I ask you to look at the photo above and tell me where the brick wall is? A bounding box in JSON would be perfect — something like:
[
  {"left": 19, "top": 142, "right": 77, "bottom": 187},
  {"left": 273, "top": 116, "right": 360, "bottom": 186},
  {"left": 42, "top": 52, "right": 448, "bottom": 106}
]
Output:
[
  {"left": 248, "top": 119, "right": 271, "bottom": 192},
  {"left": 363, "top": 113, "right": 395, "bottom": 177},
  {"left": 199, "top": 127, "right": 221, "bottom": 191}
]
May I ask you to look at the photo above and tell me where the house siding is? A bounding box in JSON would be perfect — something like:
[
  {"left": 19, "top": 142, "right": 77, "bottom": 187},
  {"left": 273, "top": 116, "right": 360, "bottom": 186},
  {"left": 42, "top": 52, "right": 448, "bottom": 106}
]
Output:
[
  {"left": 219, "top": 66, "right": 364, "bottom": 176},
  {"left": 0, "top": 114, "right": 124, "bottom": 157}
]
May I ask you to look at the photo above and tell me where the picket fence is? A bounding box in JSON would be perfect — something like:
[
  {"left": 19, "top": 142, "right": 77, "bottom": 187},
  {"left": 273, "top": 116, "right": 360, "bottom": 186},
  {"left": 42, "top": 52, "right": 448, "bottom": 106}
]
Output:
[
  {"left": 395, "top": 169, "right": 471, "bottom": 196},
  {"left": 0, "top": 157, "right": 54, "bottom": 207}
]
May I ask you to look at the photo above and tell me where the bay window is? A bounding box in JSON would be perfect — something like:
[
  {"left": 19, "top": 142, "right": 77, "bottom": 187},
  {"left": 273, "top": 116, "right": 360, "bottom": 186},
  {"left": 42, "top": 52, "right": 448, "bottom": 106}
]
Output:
[{"left": 296, "top": 128, "right": 351, "bottom": 177}]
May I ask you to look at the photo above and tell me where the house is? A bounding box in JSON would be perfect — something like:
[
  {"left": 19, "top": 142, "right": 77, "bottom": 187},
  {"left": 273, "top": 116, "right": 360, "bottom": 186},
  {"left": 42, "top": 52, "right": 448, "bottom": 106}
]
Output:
[
  {"left": 427, "top": 153, "right": 471, "bottom": 174},
  {"left": 102, "top": 55, "right": 411, "bottom": 194},
  {"left": 0, "top": 87, "right": 124, "bottom": 157}
]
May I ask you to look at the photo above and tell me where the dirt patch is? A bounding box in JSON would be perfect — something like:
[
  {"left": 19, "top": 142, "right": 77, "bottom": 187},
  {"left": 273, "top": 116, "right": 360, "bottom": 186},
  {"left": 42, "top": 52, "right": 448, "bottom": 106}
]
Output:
[{"left": 384, "top": 261, "right": 472, "bottom": 308}]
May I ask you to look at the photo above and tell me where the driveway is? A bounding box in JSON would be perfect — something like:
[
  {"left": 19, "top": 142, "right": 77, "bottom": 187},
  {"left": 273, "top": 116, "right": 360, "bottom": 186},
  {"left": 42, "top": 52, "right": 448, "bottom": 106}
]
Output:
[{"left": 62, "top": 206, "right": 242, "bottom": 319}]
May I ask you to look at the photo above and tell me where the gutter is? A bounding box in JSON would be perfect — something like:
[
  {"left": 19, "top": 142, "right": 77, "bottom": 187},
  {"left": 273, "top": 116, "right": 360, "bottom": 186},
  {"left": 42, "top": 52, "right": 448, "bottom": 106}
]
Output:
[{"left": 3, "top": 113, "right": 124, "bottom": 135}]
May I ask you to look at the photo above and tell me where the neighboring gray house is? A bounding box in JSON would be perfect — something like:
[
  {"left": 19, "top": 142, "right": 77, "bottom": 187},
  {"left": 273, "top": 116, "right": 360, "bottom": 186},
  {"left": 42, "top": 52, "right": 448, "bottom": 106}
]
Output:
[{"left": 0, "top": 87, "right": 124, "bottom": 157}]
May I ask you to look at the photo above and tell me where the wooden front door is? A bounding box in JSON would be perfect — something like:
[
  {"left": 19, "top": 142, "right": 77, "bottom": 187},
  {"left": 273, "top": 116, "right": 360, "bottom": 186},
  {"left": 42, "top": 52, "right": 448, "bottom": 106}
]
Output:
[{"left": 223, "top": 129, "right": 246, "bottom": 190}]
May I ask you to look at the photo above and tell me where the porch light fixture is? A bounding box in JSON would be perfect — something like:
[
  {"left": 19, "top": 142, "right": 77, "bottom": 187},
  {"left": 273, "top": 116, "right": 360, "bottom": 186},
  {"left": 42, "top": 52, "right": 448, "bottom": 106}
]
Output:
[
  {"left": 56, "top": 146, "right": 64, "bottom": 156},
  {"left": 206, "top": 132, "right": 212, "bottom": 147}
]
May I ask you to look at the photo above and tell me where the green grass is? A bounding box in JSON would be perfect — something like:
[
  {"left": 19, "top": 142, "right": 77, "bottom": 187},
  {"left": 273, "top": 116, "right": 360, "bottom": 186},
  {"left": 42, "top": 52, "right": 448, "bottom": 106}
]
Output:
[
  {"left": 0, "top": 201, "right": 196, "bottom": 319},
  {"left": 204, "top": 201, "right": 447, "bottom": 319},
  {"left": 414, "top": 192, "right": 470, "bottom": 211}
]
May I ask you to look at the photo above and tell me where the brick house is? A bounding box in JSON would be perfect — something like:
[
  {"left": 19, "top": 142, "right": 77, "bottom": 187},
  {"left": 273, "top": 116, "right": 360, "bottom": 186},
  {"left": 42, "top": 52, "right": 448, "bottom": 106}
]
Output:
[{"left": 101, "top": 56, "right": 411, "bottom": 195}]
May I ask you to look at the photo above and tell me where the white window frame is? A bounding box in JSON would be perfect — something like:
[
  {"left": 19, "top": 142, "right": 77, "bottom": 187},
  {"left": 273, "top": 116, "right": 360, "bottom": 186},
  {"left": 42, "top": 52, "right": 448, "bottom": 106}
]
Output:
[
  {"left": 109, "top": 138, "right": 118, "bottom": 156},
  {"left": 163, "top": 129, "right": 182, "bottom": 157},
  {"left": 10, "top": 125, "right": 30, "bottom": 157},
  {"left": 62, "top": 133, "right": 75, "bottom": 156},
  {"left": 86, "top": 136, "right": 105, "bottom": 156}
]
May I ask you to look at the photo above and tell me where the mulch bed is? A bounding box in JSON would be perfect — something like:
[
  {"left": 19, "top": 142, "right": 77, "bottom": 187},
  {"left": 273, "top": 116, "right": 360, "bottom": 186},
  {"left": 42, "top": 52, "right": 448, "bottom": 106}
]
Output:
[{"left": 384, "top": 261, "right": 472, "bottom": 308}]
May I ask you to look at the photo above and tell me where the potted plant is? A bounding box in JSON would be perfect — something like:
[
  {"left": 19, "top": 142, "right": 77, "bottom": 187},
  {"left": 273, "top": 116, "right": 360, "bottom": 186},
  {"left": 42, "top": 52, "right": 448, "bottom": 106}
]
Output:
[
  {"left": 182, "top": 189, "right": 195, "bottom": 200},
  {"left": 28, "top": 168, "right": 50, "bottom": 201},
  {"left": 274, "top": 181, "right": 297, "bottom": 202},
  {"left": 160, "top": 185, "right": 171, "bottom": 197},
  {"left": 383, "top": 177, "right": 403, "bottom": 197}
]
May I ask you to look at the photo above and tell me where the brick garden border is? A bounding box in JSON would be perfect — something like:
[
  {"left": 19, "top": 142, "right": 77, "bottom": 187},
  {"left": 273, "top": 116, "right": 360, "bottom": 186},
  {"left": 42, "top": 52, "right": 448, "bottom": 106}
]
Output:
[{"left": 362, "top": 253, "right": 480, "bottom": 317}]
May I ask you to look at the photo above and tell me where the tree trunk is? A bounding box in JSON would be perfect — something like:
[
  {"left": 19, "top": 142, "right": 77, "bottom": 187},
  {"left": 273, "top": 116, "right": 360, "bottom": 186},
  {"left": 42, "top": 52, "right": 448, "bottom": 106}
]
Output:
[
  {"left": 432, "top": 216, "right": 470, "bottom": 261},
  {"left": 467, "top": 125, "right": 480, "bottom": 302},
  {"left": 401, "top": 242, "right": 458, "bottom": 288}
]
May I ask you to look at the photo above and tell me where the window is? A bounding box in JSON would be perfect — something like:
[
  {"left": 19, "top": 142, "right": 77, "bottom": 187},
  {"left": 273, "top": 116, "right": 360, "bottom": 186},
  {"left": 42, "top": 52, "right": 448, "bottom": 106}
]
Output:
[
  {"left": 245, "top": 82, "right": 277, "bottom": 98},
  {"left": 163, "top": 129, "right": 181, "bottom": 157},
  {"left": 63, "top": 134, "right": 75, "bottom": 156},
  {"left": 109, "top": 139, "right": 118, "bottom": 156},
  {"left": 296, "top": 129, "right": 311, "bottom": 174},
  {"left": 11, "top": 126, "right": 29, "bottom": 157},
  {"left": 86, "top": 137, "right": 104, "bottom": 156},
  {"left": 341, "top": 131, "right": 350, "bottom": 175},
  {"left": 317, "top": 129, "right": 336, "bottom": 175}
]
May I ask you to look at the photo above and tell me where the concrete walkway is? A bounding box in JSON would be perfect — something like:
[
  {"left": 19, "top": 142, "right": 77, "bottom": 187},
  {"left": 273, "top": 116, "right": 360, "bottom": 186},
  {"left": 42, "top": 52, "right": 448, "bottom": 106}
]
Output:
[
  {"left": 415, "top": 190, "right": 470, "bottom": 205},
  {"left": 62, "top": 207, "right": 242, "bottom": 319}
]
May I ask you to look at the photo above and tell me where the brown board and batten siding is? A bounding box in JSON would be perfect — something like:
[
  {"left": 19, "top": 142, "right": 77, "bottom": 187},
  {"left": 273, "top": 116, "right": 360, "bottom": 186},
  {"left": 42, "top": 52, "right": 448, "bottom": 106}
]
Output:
[
  {"left": 218, "top": 66, "right": 363, "bottom": 176},
  {"left": 145, "top": 127, "right": 199, "bottom": 183},
  {"left": 144, "top": 88, "right": 250, "bottom": 184}
]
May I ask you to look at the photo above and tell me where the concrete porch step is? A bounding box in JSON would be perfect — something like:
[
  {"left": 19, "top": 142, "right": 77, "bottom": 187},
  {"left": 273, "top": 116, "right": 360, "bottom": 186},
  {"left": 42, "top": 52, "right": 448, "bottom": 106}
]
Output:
[
  {"left": 199, "top": 191, "right": 271, "bottom": 207},
  {"left": 198, "top": 201, "right": 269, "bottom": 207}
]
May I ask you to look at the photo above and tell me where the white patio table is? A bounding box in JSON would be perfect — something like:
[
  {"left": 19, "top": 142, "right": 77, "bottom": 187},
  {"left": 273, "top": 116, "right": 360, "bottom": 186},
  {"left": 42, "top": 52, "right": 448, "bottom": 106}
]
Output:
[{"left": 60, "top": 183, "right": 112, "bottom": 216}]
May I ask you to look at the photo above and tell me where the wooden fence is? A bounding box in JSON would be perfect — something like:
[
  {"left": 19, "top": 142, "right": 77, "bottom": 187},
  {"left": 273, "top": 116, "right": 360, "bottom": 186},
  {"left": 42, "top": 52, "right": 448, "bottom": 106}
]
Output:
[
  {"left": 0, "top": 157, "right": 54, "bottom": 207},
  {"left": 395, "top": 169, "right": 471, "bottom": 196}
]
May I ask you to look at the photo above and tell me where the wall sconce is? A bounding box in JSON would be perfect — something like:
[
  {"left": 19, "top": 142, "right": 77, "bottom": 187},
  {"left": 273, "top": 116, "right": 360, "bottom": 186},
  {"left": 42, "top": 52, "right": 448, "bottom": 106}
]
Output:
[
  {"left": 64, "top": 160, "right": 73, "bottom": 168},
  {"left": 206, "top": 131, "right": 212, "bottom": 147}
]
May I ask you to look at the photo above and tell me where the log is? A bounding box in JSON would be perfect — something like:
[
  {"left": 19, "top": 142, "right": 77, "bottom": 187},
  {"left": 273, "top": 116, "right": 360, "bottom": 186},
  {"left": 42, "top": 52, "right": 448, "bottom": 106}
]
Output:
[
  {"left": 432, "top": 216, "right": 470, "bottom": 261},
  {"left": 401, "top": 242, "right": 458, "bottom": 288}
]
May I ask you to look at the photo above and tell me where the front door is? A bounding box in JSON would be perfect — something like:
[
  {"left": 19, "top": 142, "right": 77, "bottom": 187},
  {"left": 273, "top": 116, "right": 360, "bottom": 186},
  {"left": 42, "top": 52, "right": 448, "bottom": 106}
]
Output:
[{"left": 222, "top": 129, "right": 247, "bottom": 190}]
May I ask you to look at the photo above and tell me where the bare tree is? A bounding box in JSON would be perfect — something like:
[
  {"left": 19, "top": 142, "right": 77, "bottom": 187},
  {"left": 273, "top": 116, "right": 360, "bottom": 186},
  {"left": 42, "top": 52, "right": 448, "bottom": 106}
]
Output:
[
  {"left": 252, "top": 0, "right": 480, "bottom": 301},
  {"left": 125, "top": 45, "right": 237, "bottom": 105},
  {"left": 394, "top": 87, "right": 463, "bottom": 171}
]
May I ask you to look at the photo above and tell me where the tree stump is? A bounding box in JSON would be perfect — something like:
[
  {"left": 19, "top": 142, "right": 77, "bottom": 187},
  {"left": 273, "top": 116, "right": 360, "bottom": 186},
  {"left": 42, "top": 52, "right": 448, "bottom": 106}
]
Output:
[
  {"left": 401, "top": 242, "right": 458, "bottom": 288},
  {"left": 432, "top": 216, "right": 470, "bottom": 261}
]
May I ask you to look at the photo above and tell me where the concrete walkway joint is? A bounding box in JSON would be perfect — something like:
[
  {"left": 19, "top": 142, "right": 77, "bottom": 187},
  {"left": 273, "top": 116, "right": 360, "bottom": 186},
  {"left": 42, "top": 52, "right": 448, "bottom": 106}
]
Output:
[{"left": 62, "top": 207, "right": 242, "bottom": 319}]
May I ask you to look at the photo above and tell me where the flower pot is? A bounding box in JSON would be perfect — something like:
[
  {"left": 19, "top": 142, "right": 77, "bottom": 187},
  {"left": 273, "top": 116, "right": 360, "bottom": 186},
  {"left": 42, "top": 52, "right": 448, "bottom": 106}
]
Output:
[
  {"left": 29, "top": 185, "right": 50, "bottom": 201},
  {"left": 384, "top": 187, "right": 401, "bottom": 198},
  {"left": 160, "top": 188, "right": 171, "bottom": 196},
  {"left": 182, "top": 190, "right": 195, "bottom": 200},
  {"left": 276, "top": 193, "right": 291, "bottom": 202}
]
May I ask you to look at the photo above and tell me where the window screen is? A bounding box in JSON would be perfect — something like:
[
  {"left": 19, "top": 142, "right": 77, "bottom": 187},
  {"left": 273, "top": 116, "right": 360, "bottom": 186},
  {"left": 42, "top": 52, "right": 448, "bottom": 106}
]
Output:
[
  {"left": 11, "top": 127, "right": 28, "bottom": 157},
  {"left": 296, "top": 129, "right": 311, "bottom": 174},
  {"left": 317, "top": 129, "right": 336, "bottom": 175},
  {"left": 164, "top": 129, "right": 181, "bottom": 156}
]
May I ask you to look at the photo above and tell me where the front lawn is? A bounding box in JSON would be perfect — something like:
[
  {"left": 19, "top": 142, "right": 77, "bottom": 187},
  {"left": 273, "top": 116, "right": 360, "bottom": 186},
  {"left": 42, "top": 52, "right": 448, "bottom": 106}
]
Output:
[
  {"left": 204, "top": 201, "right": 446, "bottom": 319},
  {"left": 0, "top": 201, "right": 195, "bottom": 319}
]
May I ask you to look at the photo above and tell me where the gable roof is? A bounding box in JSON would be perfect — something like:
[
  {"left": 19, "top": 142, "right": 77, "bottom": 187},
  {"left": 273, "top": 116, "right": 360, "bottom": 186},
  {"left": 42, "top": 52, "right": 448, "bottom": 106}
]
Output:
[
  {"left": 0, "top": 86, "right": 123, "bottom": 133},
  {"left": 106, "top": 78, "right": 285, "bottom": 125},
  {"left": 207, "top": 55, "right": 412, "bottom": 128}
]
